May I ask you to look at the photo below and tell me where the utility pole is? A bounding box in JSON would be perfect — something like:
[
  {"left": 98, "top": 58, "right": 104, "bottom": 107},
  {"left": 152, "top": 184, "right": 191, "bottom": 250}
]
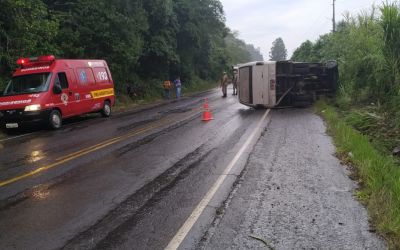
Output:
[{"left": 332, "top": 0, "right": 336, "bottom": 32}]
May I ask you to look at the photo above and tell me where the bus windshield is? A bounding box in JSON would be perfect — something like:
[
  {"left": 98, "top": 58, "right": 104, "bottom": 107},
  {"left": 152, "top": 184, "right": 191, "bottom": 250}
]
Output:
[{"left": 3, "top": 73, "right": 52, "bottom": 96}]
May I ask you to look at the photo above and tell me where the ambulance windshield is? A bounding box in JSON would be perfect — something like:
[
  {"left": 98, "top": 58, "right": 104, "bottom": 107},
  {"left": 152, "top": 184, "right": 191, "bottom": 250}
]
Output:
[{"left": 3, "top": 73, "right": 52, "bottom": 96}]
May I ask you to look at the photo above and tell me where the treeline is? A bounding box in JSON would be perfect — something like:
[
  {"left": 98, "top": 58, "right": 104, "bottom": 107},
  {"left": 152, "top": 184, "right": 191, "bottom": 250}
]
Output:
[
  {"left": 291, "top": 3, "right": 400, "bottom": 112},
  {"left": 0, "top": 0, "right": 262, "bottom": 94}
]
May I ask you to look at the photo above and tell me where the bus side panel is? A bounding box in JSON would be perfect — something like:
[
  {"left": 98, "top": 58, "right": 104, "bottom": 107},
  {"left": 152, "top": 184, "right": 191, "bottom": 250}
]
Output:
[
  {"left": 268, "top": 63, "right": 277, "bottom": 106},
  {"left": 239, "top": 66, "right": 252, "bottom": 105},
  {"left": 252, "top": 65, "right": 265, "bottom": 106}
]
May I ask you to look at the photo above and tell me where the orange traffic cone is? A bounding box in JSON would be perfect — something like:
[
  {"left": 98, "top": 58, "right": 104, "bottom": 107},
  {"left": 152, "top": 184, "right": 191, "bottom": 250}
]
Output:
[
  {"left": 202, "top": 98, "right": 214, "bottom": 121},
  {"left": 203, "top": 98, "right": 209, "bottom": 110}
]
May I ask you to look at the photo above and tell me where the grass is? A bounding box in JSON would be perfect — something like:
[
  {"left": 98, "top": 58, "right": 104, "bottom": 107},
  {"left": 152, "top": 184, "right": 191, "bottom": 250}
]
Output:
[{"left": 315, "top": 100, "right": 400, "bottom": 249}]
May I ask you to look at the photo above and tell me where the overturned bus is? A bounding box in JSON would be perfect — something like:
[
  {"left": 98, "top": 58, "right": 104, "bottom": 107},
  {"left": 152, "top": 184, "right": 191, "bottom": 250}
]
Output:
[{"left": 238, "top": 61, "right": 338, "bottom": 108}]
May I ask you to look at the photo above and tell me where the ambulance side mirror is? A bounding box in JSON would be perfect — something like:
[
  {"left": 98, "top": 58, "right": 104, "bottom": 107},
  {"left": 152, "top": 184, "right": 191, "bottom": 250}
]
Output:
[{"left": 53, "top": 85, "right": 62, "bottom": 95}]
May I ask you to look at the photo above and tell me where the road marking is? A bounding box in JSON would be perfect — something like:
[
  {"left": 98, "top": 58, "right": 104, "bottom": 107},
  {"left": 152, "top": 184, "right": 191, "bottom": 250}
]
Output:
[
  {"left": 0, "top": 132, "right": 35, "bottom": 143},
  {"left": 165, "top": 109, "right": 270, "bottom": 250},
  {"left": 0, "top": 109, "right": 202, "bottom": 188}
]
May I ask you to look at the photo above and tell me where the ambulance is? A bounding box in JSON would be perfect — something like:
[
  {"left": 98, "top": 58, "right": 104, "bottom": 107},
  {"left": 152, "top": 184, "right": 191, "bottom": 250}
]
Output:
[{"left": 0, "top": 55, "right": 115, "bottom": 129}]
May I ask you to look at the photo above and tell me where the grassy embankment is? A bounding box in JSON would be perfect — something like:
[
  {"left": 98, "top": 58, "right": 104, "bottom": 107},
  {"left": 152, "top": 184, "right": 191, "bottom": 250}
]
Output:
[{"left": 315, "top": 100, "right": 400, "bottom": 249}]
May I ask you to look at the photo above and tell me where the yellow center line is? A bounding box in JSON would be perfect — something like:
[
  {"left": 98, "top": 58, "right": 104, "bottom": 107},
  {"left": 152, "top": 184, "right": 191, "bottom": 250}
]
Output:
[
  {"left": 0, "top": 109, "right": 202, "bottom": 188},
  {"left": 55, "top": 106, "right": 203, "bottom": 161}
]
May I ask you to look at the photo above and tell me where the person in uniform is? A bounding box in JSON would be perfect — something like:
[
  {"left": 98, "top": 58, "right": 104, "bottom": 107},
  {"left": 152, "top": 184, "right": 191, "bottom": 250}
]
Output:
[
  {"left": 162, "top": 80, "right": 172, "bottom": 99},
  {"left": 232, "top": 70, "right": 238, "bottom": 95},
  {"left": 220, "top": 72, "right": 228, "bottom": 98}
]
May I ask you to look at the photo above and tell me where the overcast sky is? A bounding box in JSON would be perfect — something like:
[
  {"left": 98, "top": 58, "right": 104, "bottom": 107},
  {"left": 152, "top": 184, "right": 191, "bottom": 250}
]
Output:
[{"left": 220, "top": 0, "right": 378, "bottom": 59}]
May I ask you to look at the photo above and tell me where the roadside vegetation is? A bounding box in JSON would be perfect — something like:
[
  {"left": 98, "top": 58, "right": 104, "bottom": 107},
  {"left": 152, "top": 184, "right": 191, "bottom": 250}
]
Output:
[
  {"left": 292, "top": 2, "right": 400, "bottom": 248},
  {"left": 0, "top": 0, "right": 262, "bottom": 98},
  {"left": 316, "top": 101, "right": 400, "bottom": 249}
]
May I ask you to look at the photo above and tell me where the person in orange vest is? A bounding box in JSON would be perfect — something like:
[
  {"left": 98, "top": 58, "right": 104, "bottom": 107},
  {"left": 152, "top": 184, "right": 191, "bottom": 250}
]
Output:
[
  {"left": 220, "top": 72, "right": 228, "bottom": 98},
  {"left": 163, "top": 80, "right": 172, "bottom": 99}
]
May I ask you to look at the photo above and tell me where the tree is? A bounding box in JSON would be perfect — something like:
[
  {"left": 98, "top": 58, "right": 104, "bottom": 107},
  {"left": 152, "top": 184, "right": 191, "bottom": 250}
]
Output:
[
  {"left": 246, "top": 44, "right": 264, "bottom": 61},
  {"left": 269, "top": 37, "right": 287, "bottom": 61},
  {"left": 291, "top": 40, "right": 314, "bottom": 62},
  {"left": 0, "top": 0, "right": 263, "bottom": 95},
  {"left": 47, "top": 0, "right": 148, "bottom": 90},
  {"left": 0, "top": 0, "right": 59, "bottom": 87},
  {"left": 139, "top": 0, "right": 179, "bottom": 79}
]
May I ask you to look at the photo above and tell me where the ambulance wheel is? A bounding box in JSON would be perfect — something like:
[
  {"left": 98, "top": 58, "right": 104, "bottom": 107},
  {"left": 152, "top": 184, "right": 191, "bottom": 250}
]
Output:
[
  {"left": 101, "top": 101, "right": 111, "bottom": 117},
  {"left": 49, "top": 110, "right": 62, "bottom": 130}
]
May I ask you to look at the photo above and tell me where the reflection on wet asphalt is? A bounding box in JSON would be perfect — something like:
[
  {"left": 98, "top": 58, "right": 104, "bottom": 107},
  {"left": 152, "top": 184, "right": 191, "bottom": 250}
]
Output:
[
  {"left": 0, "top": 88, "right": 264, "bottom": 249},
  {"left": 0, "top": 89, "right": 385, "bottom": 250}
]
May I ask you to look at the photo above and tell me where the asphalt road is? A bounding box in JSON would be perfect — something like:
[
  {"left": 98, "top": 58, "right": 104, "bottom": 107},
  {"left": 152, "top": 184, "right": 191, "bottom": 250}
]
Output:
[
  {"left": 202, "top": 109, "right": 386, "bottom": 250},
  {"left": 0, "top": 88, "right": 386, "bottom": 249}
]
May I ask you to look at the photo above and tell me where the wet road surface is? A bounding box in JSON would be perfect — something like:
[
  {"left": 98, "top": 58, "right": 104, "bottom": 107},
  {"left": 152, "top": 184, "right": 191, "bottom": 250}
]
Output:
[
  {"left": 0, "top": 88, "right": 385, "bottom": 249},
  {"left": 202, "top": 109, "right": 386, "bottom": 250},
  {"left": 0, "top": 88, "right": 268, "bottom": 249}
]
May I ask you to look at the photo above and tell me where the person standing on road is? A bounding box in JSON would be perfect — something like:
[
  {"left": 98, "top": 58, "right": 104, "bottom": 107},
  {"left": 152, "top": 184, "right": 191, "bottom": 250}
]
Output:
[
  {"left": 126, "top": 83, "right": 132, "bottom": 98},
  {"left": 162, "top": 80, "right": 172, "bottom": 99},
  {"left": 232, "top": 70, "right": 238, "bottom": 95},
  {"left": 220, "top": 72, "right": 228, "bottom": 98},
  {"left": 174, "top": 77, "right": 182, "bottom": 99}
]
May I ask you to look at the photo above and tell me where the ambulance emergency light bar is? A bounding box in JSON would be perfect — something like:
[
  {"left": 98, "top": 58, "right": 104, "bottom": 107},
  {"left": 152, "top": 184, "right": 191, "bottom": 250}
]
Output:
[{"left": 16, "top": 55, "right": 55, "bottom": 67}]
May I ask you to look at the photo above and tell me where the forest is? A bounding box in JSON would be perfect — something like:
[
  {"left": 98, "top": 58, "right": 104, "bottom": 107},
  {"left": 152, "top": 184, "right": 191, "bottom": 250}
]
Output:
[{"left": 0, "top": 0, "right": 262, "bottom": 96}]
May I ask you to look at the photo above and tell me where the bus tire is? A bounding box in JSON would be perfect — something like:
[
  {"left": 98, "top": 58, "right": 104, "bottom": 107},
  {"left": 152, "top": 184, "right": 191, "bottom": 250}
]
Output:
[
  {"left": 101, "top": 101, "right": 111, "bottom": 117},
  {"left": 49, "top": 109, "right": 62, "bottom": 130}
]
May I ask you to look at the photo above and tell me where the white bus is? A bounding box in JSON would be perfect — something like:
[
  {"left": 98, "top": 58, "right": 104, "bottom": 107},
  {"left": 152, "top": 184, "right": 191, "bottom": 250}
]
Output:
[{"left": 238, "top": 61, "right": 338, "bottom": 108}]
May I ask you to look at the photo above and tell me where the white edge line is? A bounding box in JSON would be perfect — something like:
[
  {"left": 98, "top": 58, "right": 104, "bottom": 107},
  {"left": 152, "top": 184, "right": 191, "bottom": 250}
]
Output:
[
  {"left": 0, "top": 132, "right": 34, "bottom": 142},
  {"left": 165, "top": 109, "right": 271, "bottom": 250}
]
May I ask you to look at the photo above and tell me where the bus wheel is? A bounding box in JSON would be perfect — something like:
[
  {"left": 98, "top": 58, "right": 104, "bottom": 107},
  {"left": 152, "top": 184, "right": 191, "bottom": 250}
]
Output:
[
  {"left": 49, "top": 110, "right": 62, "bottom": 129},
  {"left": 101, "top": 101, "right": 111, "bottom": 117}
]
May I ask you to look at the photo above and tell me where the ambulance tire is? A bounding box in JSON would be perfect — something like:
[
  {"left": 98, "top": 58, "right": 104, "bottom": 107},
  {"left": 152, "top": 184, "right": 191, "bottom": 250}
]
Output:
[
  {"left": 101, "top": 101, "right": 111, "bottom": 117},
  {"left": 48, "top": 110, "right": 62, "bottom": 130}
]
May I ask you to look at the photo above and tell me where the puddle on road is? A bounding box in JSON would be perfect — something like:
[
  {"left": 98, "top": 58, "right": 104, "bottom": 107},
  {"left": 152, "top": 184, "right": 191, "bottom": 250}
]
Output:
[{"left": 28, "top": 150, "right": 45, "bottom": 163}]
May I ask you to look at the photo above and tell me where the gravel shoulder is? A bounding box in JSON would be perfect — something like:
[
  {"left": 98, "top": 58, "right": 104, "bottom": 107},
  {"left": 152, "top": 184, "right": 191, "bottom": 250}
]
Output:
[{"left": 203, "top": 109, "right": 386, "bottom": 250}]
